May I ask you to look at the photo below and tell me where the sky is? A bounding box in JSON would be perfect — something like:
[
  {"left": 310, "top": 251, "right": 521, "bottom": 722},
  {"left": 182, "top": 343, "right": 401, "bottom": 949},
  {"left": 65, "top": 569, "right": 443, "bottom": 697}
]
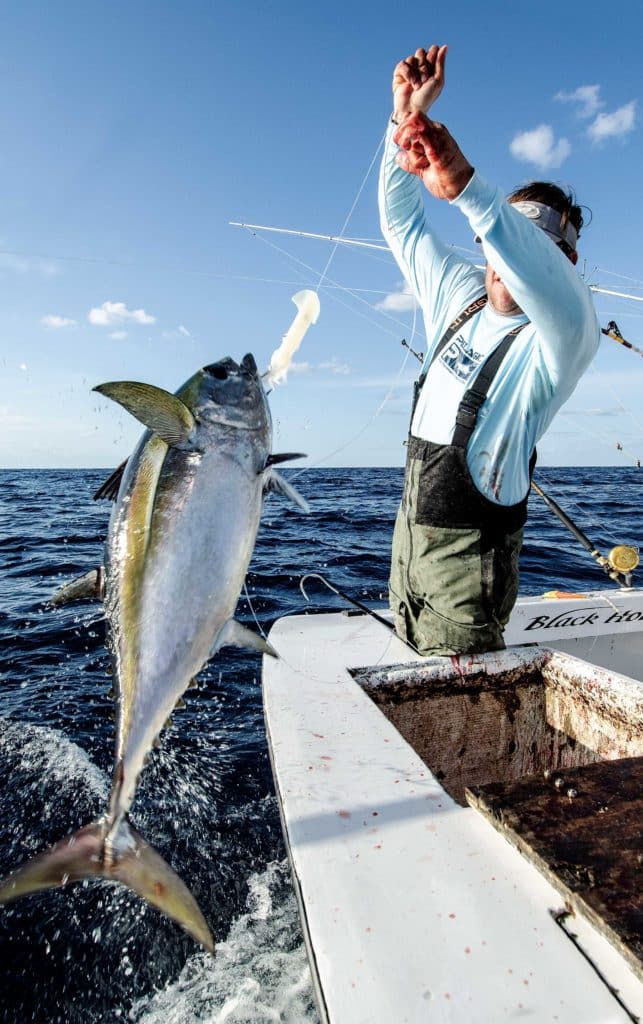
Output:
[{"left": 1, "top": 0, "right": 642, "bottom": 469}]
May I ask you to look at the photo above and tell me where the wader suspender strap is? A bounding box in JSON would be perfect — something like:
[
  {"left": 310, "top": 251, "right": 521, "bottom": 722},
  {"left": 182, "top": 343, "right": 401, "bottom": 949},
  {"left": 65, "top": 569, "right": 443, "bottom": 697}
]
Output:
[
  {"left": 411, "top": 294, "right": 488, "bottom": 422},
  {"left": 451, "top": 320, "right": 529, "bottom": 448}
]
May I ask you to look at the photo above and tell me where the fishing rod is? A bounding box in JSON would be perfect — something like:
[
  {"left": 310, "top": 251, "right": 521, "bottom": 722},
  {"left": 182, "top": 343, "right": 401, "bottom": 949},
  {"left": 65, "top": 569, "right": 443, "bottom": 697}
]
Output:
[{"left": 530, "top": 480, "right": 638, "bottom": 588}]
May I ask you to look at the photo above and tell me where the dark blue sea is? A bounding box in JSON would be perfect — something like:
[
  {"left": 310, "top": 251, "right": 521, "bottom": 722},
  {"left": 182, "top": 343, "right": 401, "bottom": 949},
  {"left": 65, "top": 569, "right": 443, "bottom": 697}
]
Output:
[{"left": 0, "top": 466, "right": 640, "bottom": 1023}]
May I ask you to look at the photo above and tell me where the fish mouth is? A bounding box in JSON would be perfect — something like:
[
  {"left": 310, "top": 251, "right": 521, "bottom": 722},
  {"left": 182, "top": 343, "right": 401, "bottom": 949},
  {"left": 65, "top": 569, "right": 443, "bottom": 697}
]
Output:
[{"left": 203, "top": 354, "right": 257, "bottom": 380}]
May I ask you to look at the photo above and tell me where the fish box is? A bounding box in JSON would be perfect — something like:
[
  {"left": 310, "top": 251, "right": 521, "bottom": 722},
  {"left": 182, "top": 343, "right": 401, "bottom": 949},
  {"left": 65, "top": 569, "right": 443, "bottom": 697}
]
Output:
[
  {"left": 353, "top": 649, "right": 643, "bottom": 806},
  {"left": 354, "top": 649, "right": 643, "bottom": 980}
]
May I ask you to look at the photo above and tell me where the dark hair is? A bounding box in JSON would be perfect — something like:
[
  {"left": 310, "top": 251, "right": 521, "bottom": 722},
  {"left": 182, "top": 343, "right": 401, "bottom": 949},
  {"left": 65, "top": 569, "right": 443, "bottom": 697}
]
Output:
[{"left": 508, "top": 181, "right": 585, "bottom": 239}]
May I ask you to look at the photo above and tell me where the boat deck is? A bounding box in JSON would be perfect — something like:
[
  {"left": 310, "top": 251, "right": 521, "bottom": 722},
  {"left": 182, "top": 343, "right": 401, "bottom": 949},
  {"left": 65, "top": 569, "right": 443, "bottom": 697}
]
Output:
[{"left": 263, "top": 598, "right": 643, "bottom": 1023}]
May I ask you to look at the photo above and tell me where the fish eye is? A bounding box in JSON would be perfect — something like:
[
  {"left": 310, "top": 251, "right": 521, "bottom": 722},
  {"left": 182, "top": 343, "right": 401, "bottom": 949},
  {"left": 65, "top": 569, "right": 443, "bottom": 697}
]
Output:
[{"left": 204, "top": 363, "right": 229, "bottom": 380}]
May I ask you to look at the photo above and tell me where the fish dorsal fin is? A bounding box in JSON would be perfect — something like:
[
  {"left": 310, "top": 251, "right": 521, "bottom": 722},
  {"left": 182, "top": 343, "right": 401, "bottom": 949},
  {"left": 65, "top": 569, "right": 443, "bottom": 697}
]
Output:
[
  {"left": 93, "top": 382, "right": 195, "bottom": 447},
  {"left": 264, "top": 452, "right": 306, "bottom": 469},
  {"left": 215, "top": 619, "right": 278, "bottom": 658},
  {"left": 265, "top": 470, "right": 310, "bottom": 512},
  {"left": 93, "top": 458, "right": 128, "bottom": 501}
]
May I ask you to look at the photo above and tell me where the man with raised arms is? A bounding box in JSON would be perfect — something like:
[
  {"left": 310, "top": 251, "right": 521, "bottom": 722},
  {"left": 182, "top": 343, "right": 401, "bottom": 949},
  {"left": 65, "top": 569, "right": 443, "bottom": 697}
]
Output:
[{"left": 379, "top": 44, "right": 600, "bottom": 655}]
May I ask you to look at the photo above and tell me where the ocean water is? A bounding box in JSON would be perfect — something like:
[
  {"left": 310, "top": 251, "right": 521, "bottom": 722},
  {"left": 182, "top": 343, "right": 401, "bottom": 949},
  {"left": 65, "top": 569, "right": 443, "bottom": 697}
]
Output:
[{"left": 0, "top": 466, "right": 640, "bottom": 1023}]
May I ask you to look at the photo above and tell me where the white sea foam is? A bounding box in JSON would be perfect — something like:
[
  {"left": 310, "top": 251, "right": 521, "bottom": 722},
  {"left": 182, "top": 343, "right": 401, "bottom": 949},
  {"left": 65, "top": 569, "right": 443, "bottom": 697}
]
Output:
[
  {"left": 128, "top": 860, "right": 319, "bottom": 1024},
  {"left": 0, "top": 718, "right": 109, "bottom": 801}
]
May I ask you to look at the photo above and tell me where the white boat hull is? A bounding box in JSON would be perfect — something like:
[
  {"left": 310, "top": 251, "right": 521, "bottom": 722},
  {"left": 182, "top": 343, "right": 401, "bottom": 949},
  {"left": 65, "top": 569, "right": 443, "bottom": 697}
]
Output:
[{"left": 262, "top": 588, "right": 643, "bottom": 1022}]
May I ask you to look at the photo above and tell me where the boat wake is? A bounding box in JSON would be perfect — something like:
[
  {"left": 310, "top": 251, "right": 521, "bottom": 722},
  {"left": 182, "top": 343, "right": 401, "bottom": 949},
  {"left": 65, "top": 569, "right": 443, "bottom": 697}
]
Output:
[
  {"left": 129, "top": 860, "right": 319, "bottom": 1024},
  {"left": 0, "top": 718, "right": 317, "bottom": 1023}
]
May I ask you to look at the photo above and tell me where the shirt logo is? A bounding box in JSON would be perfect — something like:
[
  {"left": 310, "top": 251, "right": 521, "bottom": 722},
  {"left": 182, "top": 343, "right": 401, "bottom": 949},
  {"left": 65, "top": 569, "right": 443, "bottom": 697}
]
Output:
[{"left": 440, "top": 334, "right": 484, "bottom": 382}]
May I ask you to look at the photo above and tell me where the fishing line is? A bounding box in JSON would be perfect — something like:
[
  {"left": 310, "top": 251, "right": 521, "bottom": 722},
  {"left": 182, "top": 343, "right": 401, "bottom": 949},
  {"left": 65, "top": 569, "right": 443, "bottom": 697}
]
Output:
[
  {"left": 597, "top": 592, "right": 621, "bottom": 613},
  {"left": 0, "top": 247, "right": 315, "bottom": 287},
  {"left": 561, "top": 349, "right": 643, "bottom": 469},
  {"left": 299, "top": 573, "right": 421, "bottom": 656},
  {"left": 592, "top": 267, "right": 643, "bottom": 290},
  {"left": 534, "top": 466, "right": 639, "bottom": 562},
  {"left": 315, "top": 131, "right": 387, "bottom": 294},
  {"left": 244, "top": 227, "right": 426, "bottom": 343},
  {"left": 289, "top": 314, "right": 416, "bottom": 477},
  {"left": 246, "top": 123, "right": 424, "bottom": 470},
  {"left": 242, "top": 581, "right": 270, "bottom": 642},
  {"left": 0, "top": 238, "right": 411, "bottom": 298},
  {"left": 559, "top": 398, "right": 642, "bottom": 466}
]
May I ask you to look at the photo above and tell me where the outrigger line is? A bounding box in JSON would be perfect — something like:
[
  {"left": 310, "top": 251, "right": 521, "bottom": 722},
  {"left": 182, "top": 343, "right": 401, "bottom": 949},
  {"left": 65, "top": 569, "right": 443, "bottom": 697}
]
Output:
[
  {"left": 230, "top": 223, "right": 643, "bottom": 305},
  {"left": 530, "top": 481, "right": 639, "bottom": 588}
]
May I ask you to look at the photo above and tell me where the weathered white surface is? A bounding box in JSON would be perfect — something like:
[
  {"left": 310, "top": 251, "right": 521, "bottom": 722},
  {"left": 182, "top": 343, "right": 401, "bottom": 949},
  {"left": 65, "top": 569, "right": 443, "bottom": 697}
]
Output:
[
  {"left": 350, "top": 587, "right": 643, "bottom": 677},
  {"left": 506, "top": 589, "right": 643, "bottom": 681},
  {"left": 263, "top": 607, "right": 643, "bottom": 1023}
]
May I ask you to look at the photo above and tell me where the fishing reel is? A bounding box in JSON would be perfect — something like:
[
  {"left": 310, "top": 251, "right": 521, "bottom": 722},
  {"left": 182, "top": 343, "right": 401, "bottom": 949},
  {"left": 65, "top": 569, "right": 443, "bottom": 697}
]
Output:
[{"left": 604, "top": 545, "right": 639, "bottom": 587}]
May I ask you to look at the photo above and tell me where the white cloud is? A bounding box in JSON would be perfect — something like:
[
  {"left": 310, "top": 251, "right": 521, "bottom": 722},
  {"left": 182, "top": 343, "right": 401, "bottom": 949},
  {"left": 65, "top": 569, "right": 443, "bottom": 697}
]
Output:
[
  {"left": 178, "top": 325, "right": 191, "bottom": 337},
  {"left": 509, "top": 124, "right": 571, "bottom": 169},
  {"left": 88, "top": 300, "right": 156, "bottom": 326},
  {"left": 288, "top": 360, "right": 311, "bottom": 374},
  {"left": 109, "top": 330, "right": 128, "bottom": 340},
  {"left": 587, "top": 101, "right": 637, "bottom": 142},
  {"left": 40, "top": 314, "right": 77, "bottom": 329},
  {"left": 319, "top": 358, "right": 351, "bottom": 375},
  {"left": 555, "top": 84, "right": 602, "bottom": 119},
  {"left": 376, "top": 282, "right": 417, "bottom": 312}
]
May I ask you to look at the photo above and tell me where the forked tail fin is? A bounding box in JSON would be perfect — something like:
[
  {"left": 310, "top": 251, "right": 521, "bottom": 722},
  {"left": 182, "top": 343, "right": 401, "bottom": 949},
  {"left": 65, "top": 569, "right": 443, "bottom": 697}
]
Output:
[{"left": 0, "top": 818, "right": 214, "bottom": 954}]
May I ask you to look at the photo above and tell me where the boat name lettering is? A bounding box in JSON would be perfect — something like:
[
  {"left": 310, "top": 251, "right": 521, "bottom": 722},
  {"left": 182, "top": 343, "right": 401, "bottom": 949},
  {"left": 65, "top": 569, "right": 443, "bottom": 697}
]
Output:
[
  {"left": 525, "top": 611, "right": 601, "bottom": 631},
  {"left": 604, "top": 609, "right": 643, "bottom": 624},
  {"left": 525, "top": 606, "right": 643, "bottom": 631}
]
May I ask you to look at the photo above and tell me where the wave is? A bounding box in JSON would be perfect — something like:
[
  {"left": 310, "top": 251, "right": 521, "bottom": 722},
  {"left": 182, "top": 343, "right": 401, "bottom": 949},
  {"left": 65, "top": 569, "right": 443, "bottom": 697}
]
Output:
[{"left": 129, "top": 861, "right": 318, "bottom": 1024}]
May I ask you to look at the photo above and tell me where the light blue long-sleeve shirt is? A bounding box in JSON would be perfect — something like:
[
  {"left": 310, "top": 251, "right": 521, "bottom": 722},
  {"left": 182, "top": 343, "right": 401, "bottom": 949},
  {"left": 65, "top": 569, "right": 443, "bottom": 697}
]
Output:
[{"left": 378, "top": 124, "right": 600, "bottom": 506}]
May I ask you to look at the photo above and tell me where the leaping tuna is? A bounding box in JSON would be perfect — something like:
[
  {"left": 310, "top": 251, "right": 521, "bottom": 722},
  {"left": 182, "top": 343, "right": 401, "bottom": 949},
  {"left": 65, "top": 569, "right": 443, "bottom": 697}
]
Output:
[{"left": 0, "top": 290, "right": 320, "bottom": 954}]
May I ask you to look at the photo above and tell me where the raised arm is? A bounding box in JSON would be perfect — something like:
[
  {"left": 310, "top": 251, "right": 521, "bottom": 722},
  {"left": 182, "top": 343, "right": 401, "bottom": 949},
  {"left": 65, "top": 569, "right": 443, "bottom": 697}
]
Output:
[
  {"left": 379, "top": 47, "right": 481, "bottom": 346},
  {"left": 392, "top": 45, "right": 448, "bottom": 124},
  {"left": 457, "top": 177, "right": 599, "bottom": 388},
  {"left": 397, "top": 113, "right": 600, "bottom": 389}
]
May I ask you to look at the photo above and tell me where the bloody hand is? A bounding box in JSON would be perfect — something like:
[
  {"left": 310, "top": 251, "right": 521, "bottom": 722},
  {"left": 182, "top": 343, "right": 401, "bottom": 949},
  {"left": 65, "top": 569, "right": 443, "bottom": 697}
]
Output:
[{"left": 394, "top": 112, "right": 474, "bottom": 202}]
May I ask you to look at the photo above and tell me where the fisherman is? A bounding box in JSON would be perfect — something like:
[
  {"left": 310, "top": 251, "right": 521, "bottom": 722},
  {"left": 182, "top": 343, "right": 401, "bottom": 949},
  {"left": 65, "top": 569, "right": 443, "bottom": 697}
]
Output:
[{"left": 380, "top": 45, "right": 600, "bottom": 656}]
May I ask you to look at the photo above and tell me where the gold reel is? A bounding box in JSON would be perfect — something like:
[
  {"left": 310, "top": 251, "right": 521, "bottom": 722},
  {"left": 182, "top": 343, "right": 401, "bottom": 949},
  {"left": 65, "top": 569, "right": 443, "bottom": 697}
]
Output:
[{"left": 608, "top": 545, "right": 639, "bottom": 574}]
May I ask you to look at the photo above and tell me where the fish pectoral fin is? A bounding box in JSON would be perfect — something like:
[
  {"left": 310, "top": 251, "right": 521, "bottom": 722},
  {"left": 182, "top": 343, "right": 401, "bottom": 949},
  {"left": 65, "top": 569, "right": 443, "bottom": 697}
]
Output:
[
  {"left": 50, "top": 568, "right": 104, "bottom": 606},
  {"left": 93, "top": 382, "right": 196, "bottom": 447},
  {"left": 0, "top": 818, "right": 214, "bottom": 955},
  {"left": 216, "top": 619, "right": 278, "bottom": 658},
  {"left": 93, "top": 459, "right": 128, "bottom": 501},
  {"left": 263, "top": 452, "right": 307, "bottom": 470},
  {"left": 264, "top": 470, "right": 310, "bottom": 513}
]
